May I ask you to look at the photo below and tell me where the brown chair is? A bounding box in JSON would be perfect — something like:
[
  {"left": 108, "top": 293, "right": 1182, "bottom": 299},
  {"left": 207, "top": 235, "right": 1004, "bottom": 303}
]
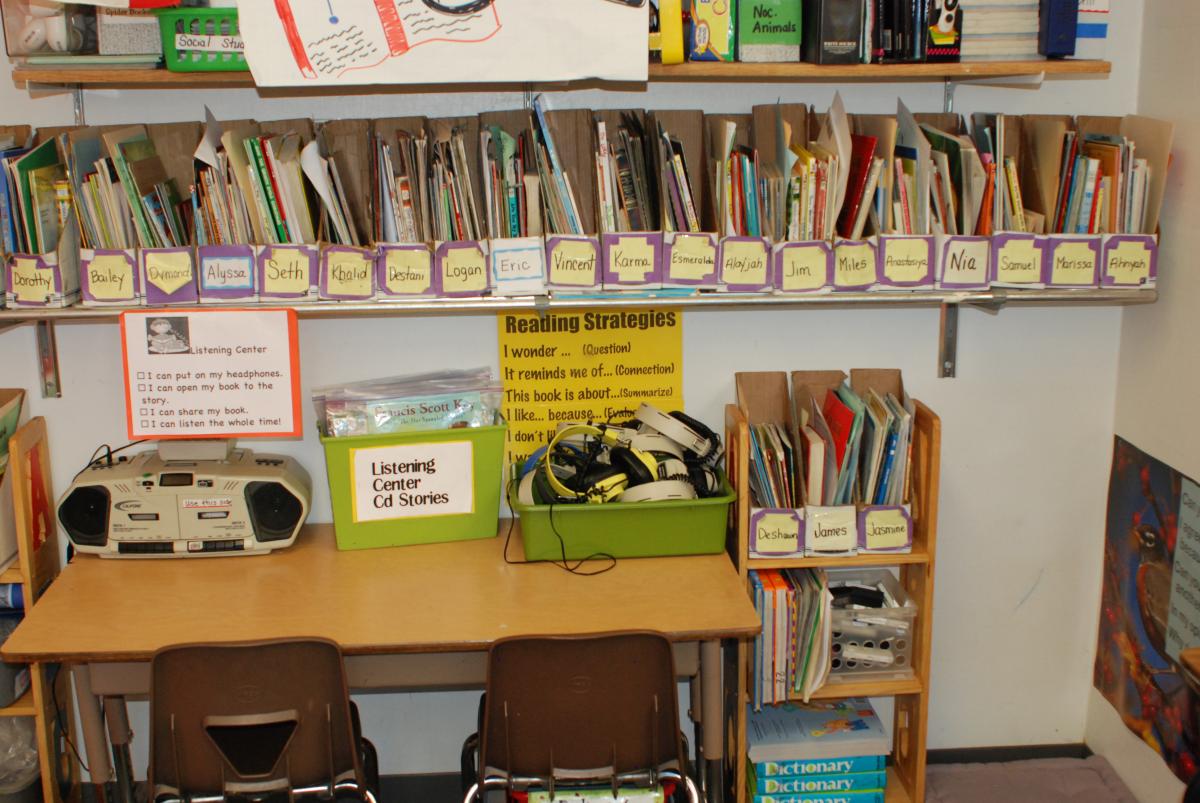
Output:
[
  {"left": 462, "top": 631, "right": 701, "bottom": 803},
  {"left": 149, "top": 638, "right": 378, "bottom": 803}
]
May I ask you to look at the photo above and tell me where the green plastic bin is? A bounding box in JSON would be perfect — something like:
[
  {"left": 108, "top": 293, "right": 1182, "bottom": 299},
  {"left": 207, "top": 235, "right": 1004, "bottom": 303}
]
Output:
[
  {"left": 511, "top": 472, "right": 735, "bottom": 561},
  {"left": 157, "top": 8, "right": 248, "bottom": 72},
  {"left": 321, "top": 423, "right": 507, "bottom": 551}
]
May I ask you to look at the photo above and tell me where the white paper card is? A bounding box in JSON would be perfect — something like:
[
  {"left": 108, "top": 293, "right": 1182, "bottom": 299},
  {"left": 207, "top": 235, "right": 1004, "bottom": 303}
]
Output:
[{"left": 350, "top": 440, "right": 475, "bottom": 522}]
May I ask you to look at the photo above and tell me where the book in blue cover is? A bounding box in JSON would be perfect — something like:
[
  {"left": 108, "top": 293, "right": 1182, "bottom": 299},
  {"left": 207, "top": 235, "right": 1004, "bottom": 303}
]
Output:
[
  {"left": 754, "top": 756, "right": 887, "bottom": 778},
  {"left": 747, "top": 699, "right": 890, "bottom": 762},
  {"left": 756, "top": 770, "right": 886, "bottom": 795},
  {"left": 754, "top": 791, "right": 884, "bottom": 803}
]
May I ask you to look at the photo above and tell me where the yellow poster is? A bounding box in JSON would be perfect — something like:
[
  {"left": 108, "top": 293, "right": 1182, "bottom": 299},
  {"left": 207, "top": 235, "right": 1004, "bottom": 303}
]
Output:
[{"left": 498, "top": 308, "right": 683, "bottom": 469}]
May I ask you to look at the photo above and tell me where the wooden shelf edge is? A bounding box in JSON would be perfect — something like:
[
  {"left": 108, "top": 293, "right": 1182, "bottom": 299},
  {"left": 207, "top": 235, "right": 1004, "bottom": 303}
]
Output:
[
  {"left": 749, "top": 546, "right": 929, "bottom": 569},
  {"left": 0, "top": 687, "right": 35, "bottom": 717},
  {"left": 884, "top": 767, "right": 912, "bottom": 803},
  {"left": 805, "top": 675, "right": 924, "bottom": 700},
  {"left": 0, "top": 559, "right": 20, "bottom": 584},
  {"left": 11, "top": 59, "right": 1110, "bottom": 90}
]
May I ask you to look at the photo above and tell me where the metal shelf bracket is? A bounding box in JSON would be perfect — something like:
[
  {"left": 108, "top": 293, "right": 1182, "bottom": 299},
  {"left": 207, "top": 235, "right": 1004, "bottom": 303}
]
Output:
[
  {"left": 36, "top": 321, "right": 61, "bottom": 398},
  {"left": 938, "top": 303, "right": 958, "bottom": 378}
]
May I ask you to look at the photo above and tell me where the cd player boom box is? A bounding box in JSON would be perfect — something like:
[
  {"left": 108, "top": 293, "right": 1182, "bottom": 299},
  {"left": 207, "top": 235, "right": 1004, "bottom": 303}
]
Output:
[{"left": 58, "top": 447, "right": 311, "bottom": 558}]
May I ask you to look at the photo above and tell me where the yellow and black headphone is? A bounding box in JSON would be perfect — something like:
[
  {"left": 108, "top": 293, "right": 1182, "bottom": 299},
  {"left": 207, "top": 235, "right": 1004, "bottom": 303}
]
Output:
[{"left": 541, "top": 424, "right": 658, "bottom": 504}]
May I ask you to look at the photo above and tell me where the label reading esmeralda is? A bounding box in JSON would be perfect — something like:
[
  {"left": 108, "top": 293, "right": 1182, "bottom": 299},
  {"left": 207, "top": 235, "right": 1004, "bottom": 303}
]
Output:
[{"left": 755, "top": 756, "right": 886, "bottom": 777}]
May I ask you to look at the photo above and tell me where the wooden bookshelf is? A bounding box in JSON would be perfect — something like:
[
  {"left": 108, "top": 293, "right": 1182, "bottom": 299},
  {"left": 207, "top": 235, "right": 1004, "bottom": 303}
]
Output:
[
  {"left": 10, "top": 59, "right": 1111, "bottom": 90},
  {"left": 807, "top": 676, "right": 925, "bottom": 701},
  {"left": 748, "top": 543, "right": 930, "bottom": 570}
]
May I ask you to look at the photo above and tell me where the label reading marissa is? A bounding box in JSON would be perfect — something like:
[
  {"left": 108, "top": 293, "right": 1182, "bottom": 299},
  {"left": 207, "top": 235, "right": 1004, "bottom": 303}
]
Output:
[
  {"left": 350, "top": 440, "right": 474, "bottom": 523},
  {"left": 1050, "top": 239, "right": 1098, "bottom": 286}
]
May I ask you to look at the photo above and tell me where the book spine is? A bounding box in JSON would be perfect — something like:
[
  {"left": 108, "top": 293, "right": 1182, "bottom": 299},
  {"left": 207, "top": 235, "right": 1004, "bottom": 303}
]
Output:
[
  {"left": 753, "top": 792, "right": 885, "bottom": 803},
  {"left": 756, "top": 769, "right": 888, "bottom": 794},
  {"left": 247, "top": 139, "right": 286, "bottom": 243}
]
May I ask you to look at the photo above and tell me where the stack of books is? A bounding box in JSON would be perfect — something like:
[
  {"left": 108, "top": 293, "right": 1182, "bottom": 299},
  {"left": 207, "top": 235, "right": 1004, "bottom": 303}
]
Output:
[
  {"left": 750, "top": 569, "right": 833, "bottom": 707},
  {"left": 960, "top": 0, "right": 1040, "bottom": 61},
  {"left": 748, "top": 699, "right": 891, "bottom": 803}
]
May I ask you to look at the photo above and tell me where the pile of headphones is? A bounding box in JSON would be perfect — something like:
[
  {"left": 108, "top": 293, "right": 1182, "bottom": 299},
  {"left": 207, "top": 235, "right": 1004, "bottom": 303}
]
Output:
[{"left": 516, "top": 403, "right": 724, "bottom": 505}]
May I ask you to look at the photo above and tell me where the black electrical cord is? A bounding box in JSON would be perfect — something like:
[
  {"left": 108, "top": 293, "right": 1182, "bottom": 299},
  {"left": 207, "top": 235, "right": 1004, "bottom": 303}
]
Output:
[{"left": 72, "top": 440, "right": 149, "bottom": 481}]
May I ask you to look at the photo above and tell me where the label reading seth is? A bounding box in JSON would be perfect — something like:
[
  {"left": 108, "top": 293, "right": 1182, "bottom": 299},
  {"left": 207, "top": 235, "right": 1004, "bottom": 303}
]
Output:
[{"left": 263, "top": 247, "right": 312, "bottom": 295}]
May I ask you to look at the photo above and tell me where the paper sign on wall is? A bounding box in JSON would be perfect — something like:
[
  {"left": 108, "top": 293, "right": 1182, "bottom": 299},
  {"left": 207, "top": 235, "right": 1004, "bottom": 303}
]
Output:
[
  {"left": 350, "top": 440, "right": 474, "bottom": 523},
  {"left": 120, "top": 308, "right": 302, "bottom": 440}
]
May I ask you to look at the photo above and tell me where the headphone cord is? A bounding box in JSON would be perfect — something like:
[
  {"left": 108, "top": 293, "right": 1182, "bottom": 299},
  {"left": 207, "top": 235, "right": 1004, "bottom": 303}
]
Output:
[{"left": 502, "top": 475, "right": 616, "bottom": 577}]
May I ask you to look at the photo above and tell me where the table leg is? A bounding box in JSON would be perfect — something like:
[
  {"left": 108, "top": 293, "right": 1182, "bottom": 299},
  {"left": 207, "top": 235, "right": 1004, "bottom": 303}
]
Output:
[
  {"left": 72, "top": 666, "right": 113, "bottom": 786},
  {"left": 102, "top": 696, "right": 135, "bottom": 803},
  {"left": 700, "top": 640, "right": 724, "bottom": 803},
  {"left": 689, "top": 671, "right": 705, "bottom": 798}
]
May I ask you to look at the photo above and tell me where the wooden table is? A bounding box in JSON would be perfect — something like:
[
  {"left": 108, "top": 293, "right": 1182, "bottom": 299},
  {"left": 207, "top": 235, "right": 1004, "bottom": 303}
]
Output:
[{"left": 3, "top": 523, "right": 759, "bottom": 802}]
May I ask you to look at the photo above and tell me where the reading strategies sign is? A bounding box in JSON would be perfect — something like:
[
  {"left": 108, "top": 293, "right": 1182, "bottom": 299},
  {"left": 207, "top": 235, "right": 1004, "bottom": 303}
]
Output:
[
  {"left": 120, "top": 308, "right": 302, "bottom": 440},
  {"left": 497, "top": 308, "right": 683, "bottom": 469}
]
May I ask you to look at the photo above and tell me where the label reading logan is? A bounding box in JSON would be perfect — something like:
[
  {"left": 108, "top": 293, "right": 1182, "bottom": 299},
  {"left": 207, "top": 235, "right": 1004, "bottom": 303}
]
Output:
[
  {"left": 442, "top": 246, "right": 488, "bottom": 293},
  {"left": 351, "top": 440, "right": 475, "bottom": 522}
]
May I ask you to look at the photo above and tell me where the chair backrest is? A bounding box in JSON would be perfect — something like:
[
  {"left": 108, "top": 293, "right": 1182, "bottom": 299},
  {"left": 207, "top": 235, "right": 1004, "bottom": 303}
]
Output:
[
  {"left": 149, "top": 638, "right": 361, "bottom": 800},
  {"left": 479, "top": 631, "right": 683, "bottom": 783}
]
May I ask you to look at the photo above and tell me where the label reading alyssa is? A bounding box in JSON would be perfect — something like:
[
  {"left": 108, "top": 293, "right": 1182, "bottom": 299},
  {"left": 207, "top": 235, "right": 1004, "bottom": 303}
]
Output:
[
  {"left": 145, "top": 251, "right": 194, "bottom": 295},
  {"left": 385, "top": 248, "right": 432, "bottom": 295},
  {"left": 350, "top": 440, "right": 474, "bottom": 523},
  {"left": 779, "top": 245, "right": 827, "bottom": 292},
  {"left": 1105, "top": 240, "right": 1153, "bottom": 285},
  {"left": 669, "top": 235, "right": 715, "bottom": 281},
  {"left": 720, "top": 240, "right": 767, "bottom": 286},
  {"left": 201, "top": 255, "right": 254, "bottom": 290},
  {"left": 442, "top": 246, "right": 487, "bottom": 293},
  {"left": 548, "top": 239, "right": 597, "bottom": 286},
  {"left": 1050, "top": 240, "right": 1097, "bottom": 286},
  {"left": 995, "top": 238, "right": 1042, "bottom": 284},
  {"left": 86, "top": 253, "right": 135, "bottom": 301},
  {"left": 754, "top": 512, "right": 801, "bottom": 555}
]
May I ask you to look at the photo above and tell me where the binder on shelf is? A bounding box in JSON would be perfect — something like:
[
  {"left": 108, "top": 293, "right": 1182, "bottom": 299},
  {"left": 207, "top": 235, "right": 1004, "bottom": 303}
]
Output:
[
  {"left": 139, "top": 245, "right": 197, "bottom": 306},
  {"left": 790, "top": 369, "right": 859, "bottom": 557},
  {"left": 833, "top": 238, "right": 876, "bottom": 291},
  {"left": 436, "top": 239, "right": 490, "bottom": 298},
  {"left": 935, "top": 234, "right": 991, "bottom": 290},
  {"left": 990, "top": 231, "right": 1044, "bottom": 288},
  {"left": 376, "top": 243, "right": 436, "bottom": 300},
  {"left": 319, "top": 118, "right": 373, "bottom": 250},
  {"left": 773, "top": 240, "right": 833, "bottom": 294},
  {"left": 719, "top": 235, "right": 771, "bottom": 292},
  {"left": 1101, "top": 233, "right": 1157, "bottom": 288},
  {"left": 197, "top": 243, "right": 257, "bottom": 303},
  {"left": 875, "top": 234, "right": 934, "bottom": 289},
  {"left": 593, "top": 108, "right": 663, "bottom": 291},
  {"left": 319, "top": 244, "right": 376, "bottom": 301},
  {"left": 1043, "top": 233, "right": 1100, "bottom": 288},
  {"left": 257, "top": 243, "right": 318, "bottom": 301},
  {"left": 79, "top": 247, "right": 140, "bottom": 307}
]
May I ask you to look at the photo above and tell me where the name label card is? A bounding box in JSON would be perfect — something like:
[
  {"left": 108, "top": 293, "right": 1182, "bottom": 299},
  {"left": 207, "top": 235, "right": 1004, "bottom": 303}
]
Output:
[
  {"left": 750, "top": 509, "right": 804, "bottom": 556},
  {"left": 260, "top": 245, "right": 317, "bottom": 297},
  {"left": 603, "top": 232, "right": 662, "bottom": 287},
  {"left": 489, "top": 237, "right": 545, "bottom": 296},
  {"left": 859, "top": 506, "right": 913, "bottom": 552},
  {"left": 199, "top": 246, "right": 256, "bottom": 295},
  {"left": 993, "top": 235, "right": 1043, "bottom": 286},
  {"left": 938, "top": 236, "right": 990, "bottom": 289},
  {"left": 350, "top": 440, "right": 475, "bottom": 522},
  {"left": 805, "top": 505, "right": 858, "bottom": 555},
  {"left": 1103, "top": 236, "right": 1157, "bottom": 287},
  {"left": 547, "top": 237, "right": 599, "bottom": 288},
  {"left": 322, "top": 247, "right": 375, "bottom": 299},
  {"left": 380, "top": 245, "right": 434, "bottom": 296},
  {"left": 720, "top": 238, "right": 769, "bottom": 290},
  {"left": 8, "top": 256, "right": 54, "bottom": 304},
  {"left": 834, "top": 241, "right": 875, "bottom": 289},
  {"left": 144, "top": 249, "right": 195, "bottom": 296},
  {"left": 666, "top": 233, "right": 716, "bottom": 285},
  {"left": 879, "top": 236, "right": 933, "bottom": 286},
  {"left": 439, "top": 243, "right": 488, "bottom": 296},
  {"left": 83, "top": 251, "right": 137, "bottom": 302},
  {"left": 1048, "top": 237, "right": 1099, "bottom": 287},
  {"left": 775, "top": 242, "right": 831, "bottom": 293}
]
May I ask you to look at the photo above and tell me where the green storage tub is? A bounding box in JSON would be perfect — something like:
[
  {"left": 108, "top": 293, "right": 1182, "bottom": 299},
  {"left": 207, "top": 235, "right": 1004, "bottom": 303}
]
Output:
[
  {"left": 511, "top": 472, "right": 734, "bottom": 561},
  {"left": 321, "top": 423, "right": 507, "bottom": 551},
  {"left": 157, "top": 8, "right": 248, "bottom": 72}
]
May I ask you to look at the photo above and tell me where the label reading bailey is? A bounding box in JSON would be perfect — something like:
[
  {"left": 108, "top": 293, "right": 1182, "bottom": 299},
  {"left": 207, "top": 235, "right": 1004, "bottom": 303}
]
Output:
[{"left": 504, "top": 310, "right": 677, "bottom": 335}]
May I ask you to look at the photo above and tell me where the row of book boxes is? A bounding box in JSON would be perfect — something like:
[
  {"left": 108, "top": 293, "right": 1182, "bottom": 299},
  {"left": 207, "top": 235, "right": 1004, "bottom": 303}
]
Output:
[
  {"left": 0, "top": 231, "right": 1156, "bottom": 308},
  {"left": 736, "top": 369, "right": 913, "bottom": 560}
]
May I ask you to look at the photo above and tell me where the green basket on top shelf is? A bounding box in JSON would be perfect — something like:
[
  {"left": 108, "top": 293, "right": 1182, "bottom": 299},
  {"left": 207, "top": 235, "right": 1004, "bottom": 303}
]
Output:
[{"left": 156, "top": 7, "right": 248, "bottom": 72}]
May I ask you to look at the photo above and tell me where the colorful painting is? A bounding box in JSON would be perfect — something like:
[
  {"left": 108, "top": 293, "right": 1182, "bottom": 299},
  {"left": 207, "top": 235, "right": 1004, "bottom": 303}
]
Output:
[{"left": 1094, "top": 436, "right": 1200, "bottom": 782}]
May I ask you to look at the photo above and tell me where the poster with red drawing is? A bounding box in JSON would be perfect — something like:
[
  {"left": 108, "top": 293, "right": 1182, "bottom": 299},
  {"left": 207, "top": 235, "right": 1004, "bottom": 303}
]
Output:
[{"left": 237, "top": 0, "right": 648, "bottom": 87}]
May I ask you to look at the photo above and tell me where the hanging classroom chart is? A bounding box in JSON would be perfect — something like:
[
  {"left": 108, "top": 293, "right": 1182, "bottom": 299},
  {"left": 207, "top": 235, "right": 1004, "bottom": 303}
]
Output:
[
  {"left": 238, "top": 0, "right": 648, "bottom": 87},
  {"left": 497, "top": 308, "right": 682, "bottom": 469}
]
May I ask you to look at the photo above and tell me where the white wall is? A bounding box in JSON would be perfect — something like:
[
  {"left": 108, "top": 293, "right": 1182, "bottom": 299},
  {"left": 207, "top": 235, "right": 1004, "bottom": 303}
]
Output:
[
  {"left": 0, "top": 2, "right": 1147, "bottom": 776},
  {"left": 1084, "top": 2, "right": 1200, "bottom": 801}
]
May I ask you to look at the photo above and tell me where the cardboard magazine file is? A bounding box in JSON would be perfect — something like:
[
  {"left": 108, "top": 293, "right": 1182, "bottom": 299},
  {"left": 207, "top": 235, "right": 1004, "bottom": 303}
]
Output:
[
  {"left": 990, "top": 231, "right": 1045, "bottom": 289},
  {"left": 319, "top": 243, "right": 376, "bottom": 301},
  {"left": 735, "top": 371, "right": 805, "bottom": 559},
  {"left": 375, "top": 243, "right": 437, "bottom": 300},
  {"left": 773, "top": 240, "right": 833, "bottom": 294},
  {"left": 1101, "top": 233, "right": 1158, "bottom": 288},
  {"left": 258, "top": 243, "right": 319, "bottom": 302},
  {"left": 197, "top": 244, "right": 258, "bottom": 303},
  {"left": 832, "top": 237, "right": 877, "bottom": 291},
  {"left": 5, "top": 219, "right": 80, "bottom": 309},
  {"left": 0, "top": 389, "right": 28, "bottom": 568},
  {"left": 592, "top": 109, "right": 662, "bottom": 291},
  {"left": 540, "top": 108, "right": 601, "bottom": 295},
  {"left": 847, "top": 368, "right": 913, "bottom": 555},
  {"left": 936, "top": 234, "right": 991, "bottom": 290},
  {"left": 663, "top": 232, "right": 718, "bottom": 289},
  {"left": 790, "top": 369, "right": 857, "bottom": 557},
  {"left": 79, "top": 248, "right": 141, "bottom": 306},
  {"left": 488, "top": 237, "right": 546, "bottom": 297},
  {"left": 140, "top": 245, "right": 198, "bottom": 305},
  {"left": 1042, "top": 233, "right": 1101, "bottom": 288},
  {"left": 435, "top": 240, "right": 490, "bottom": 298},
  {"left": 718, "top": 236, "right": 771, "bottom": 292},
  {"left": 319, "top": 119, "right": 373, "bottom": 253},
  {"left": 875, "top": 235, "right": 935, "bottom": 290}
]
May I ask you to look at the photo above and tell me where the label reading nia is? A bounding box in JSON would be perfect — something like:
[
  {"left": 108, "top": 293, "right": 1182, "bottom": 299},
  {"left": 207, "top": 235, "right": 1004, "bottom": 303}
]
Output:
[{"left": 351, "top": 440, "right": 474, "bottom": 523}]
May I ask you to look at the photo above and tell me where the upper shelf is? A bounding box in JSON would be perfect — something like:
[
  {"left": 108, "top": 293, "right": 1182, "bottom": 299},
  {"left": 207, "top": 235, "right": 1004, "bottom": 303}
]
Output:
[{"left": 10, "top": 59, "right": 1112, "bottom": 91}]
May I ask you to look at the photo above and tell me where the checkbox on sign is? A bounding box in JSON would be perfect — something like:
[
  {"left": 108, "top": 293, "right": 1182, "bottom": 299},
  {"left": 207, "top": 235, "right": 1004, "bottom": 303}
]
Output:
[
  {"left": 140, "top": 420, "right": 150, "bottom": 428},
  {"left": 140, "top": 409, "right": 148, "bottom": 416},
  {"left": 138, "top": 384, "right": 147, "bottom": 392},
  {"left": 138, "top": 372, "right": 146, "bottom": 380}
]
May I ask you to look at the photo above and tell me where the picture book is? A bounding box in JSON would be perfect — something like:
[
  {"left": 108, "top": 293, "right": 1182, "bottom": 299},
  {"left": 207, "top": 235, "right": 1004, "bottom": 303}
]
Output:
[{"left": 747, "top": 699, "right": 890, "bottom": 762}]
